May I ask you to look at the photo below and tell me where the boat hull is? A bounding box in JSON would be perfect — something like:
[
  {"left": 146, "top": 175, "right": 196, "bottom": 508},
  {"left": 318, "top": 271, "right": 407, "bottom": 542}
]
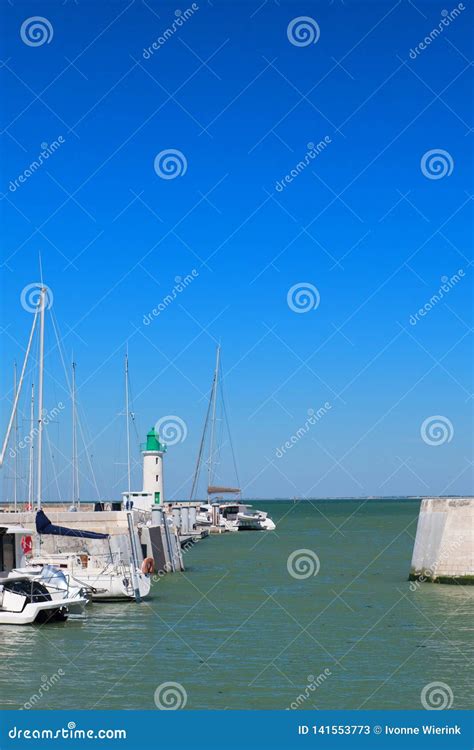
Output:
[
  {"left": 0, "top": 596, "right": 86, "bottom": 625},
  {"left": 236, "top": 514, "right": 276, "bottom": 531},
  {"left": 71, "top": 570, "right": 151, "bottom": 601}
]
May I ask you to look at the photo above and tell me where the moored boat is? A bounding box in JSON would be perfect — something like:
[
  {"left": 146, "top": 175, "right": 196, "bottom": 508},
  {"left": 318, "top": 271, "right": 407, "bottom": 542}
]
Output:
[
  {"left": 0, "top": 576, "right": 85, "bottom": 625},
  {"left": 16, "top": 552, "right": 151, "bottom": 601},
  {"left": 191, "top": 346, "right": 276, "bottom": 533}
]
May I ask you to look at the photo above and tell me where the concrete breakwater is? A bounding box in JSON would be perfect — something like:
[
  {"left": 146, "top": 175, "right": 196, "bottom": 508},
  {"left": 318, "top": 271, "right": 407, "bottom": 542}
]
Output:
[{"left": 409, "top": 497, "right": 474, "bottom": 584}]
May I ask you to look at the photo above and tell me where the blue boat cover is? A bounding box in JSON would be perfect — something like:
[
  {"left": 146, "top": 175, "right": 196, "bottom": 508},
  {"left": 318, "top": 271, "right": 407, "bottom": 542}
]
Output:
[{"left": 35, "top": 510, "right": 109, "bottom": 539}]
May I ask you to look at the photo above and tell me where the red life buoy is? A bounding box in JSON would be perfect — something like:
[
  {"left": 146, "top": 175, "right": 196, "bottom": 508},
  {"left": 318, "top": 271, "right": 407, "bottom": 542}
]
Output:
[
  {"left": 141, "top": 557, "right": 154, "bottom": 575},
  {"left": 21, "top": 535, "right": 32, "bottom": 554}
]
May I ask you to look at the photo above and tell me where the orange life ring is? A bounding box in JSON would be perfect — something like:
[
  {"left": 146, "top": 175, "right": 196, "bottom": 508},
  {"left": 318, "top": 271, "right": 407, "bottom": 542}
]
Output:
[{"left": 141, "top": 557, "right": 154, "bottom": 575}]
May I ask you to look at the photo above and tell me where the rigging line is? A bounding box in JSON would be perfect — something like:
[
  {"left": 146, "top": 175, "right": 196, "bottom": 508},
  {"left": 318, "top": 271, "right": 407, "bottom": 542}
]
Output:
[
  {"left": 124, "top": 348, "right": 131, "bottom": 495},
  {"left": 49, "top": 309, "right": 72, "bottom": 393},
  {"left": 49, "top": 308, "right": 101, "bottom": 500},
  {"left": 44, "top": 425, "right": 62, "bottom": 503},
  {"left": 75, "top": 404, "right": 102, "bottom": 502},
  {"left": 13, "top": 362, "right": 18, "bottom": 510},
  {"left": 216, "top": 393, "right": 225, "bottom": 480},
  {"left": 28, "top": 383, "right": 35, "bottom": 508},
  {"left": 126, "top": 359, "right": 141, "bottom": 455},
  {"left": 0, "top": 304, "right": 40, "bottom": 467},
  {"left": 208, "top": 345, "right": 220, "bottom": 490},
  {"left": 219, "top": 364, "right": 241, "bottom": 490},
  {"left": 190, "top": 379, "right": 214, "bottom": 501}
]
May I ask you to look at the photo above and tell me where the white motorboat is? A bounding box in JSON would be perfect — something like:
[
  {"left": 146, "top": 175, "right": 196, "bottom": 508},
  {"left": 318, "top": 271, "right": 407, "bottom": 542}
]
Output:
[
  {"left": 196, "top": 504, "right": 213, "bottom": 526},
  {"left": 1, "top": 524, "right": 88, "bottom": 616},
  {"left": 9, "top": 565, "right": 88, "bottom": 614},
  {"left": 196, "top": 502, "right": 275, "bottom": 532},
  {"left": 0, "top": 576, "right": 86, "bottom": 625},
  {"left": 220, "top": 503, "right": 276, "bottom": 531},
  {"left": 236, "top": 506, "right": 276, "bottom": 531}
]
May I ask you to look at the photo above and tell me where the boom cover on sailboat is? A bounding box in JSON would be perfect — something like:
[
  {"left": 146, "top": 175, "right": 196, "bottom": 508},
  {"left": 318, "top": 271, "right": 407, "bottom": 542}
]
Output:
[
  {"left": 35, "top": 510, "right": 109, "bottom": 539},
  {"left": 207, "top": 486, "right": 241, "bottom": 495}
]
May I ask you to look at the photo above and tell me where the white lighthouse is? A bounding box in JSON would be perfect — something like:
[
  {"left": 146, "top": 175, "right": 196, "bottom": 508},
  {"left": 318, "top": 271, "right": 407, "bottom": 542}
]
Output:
[
  {"left": 122, "top": 427, "right": 167, "bottom": 511},
  {"left": 143, "top": 426, "right": 165, "bottom": 503}
]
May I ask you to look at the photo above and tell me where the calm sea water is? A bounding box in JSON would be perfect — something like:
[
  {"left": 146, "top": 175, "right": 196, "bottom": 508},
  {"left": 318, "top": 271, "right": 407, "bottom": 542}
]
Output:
[{"left": 1, "top": 500, "right": 472, "bottom": 710}]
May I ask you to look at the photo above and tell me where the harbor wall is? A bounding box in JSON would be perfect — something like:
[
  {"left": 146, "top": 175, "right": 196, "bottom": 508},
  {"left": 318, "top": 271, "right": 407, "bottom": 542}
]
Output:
[
  {"left": 409, "top": 497, "right": 474, "bottom": 584},
  {"left": 0, "top": 510, "right": 131, "bottom": 535}
]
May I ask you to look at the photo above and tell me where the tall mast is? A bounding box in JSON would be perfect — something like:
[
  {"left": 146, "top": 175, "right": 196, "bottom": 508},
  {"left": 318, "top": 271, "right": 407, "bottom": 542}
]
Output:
[
  {"left": 189, "top": 362, "right": 214, "bottom": 501},
  {"left": 0, "top": 307, "right": 39, "bottom": 468},
  {"left": 28, "top": 383, "right": 35, "bottom": 508},
  {"left": 125, "top": 348, "right": 131, "bottom": 495},
  {"left": 207, "top": 344, "right": 220, "bottom": 491},
  {"left": 13, "top": 363, "right": 18, "bottom": 511},
  {"left": 72, "top": 358, "right": 79, "bottom": 508},
  {"left": 36, "top": 287, "right": 46, "bottom": 510}
]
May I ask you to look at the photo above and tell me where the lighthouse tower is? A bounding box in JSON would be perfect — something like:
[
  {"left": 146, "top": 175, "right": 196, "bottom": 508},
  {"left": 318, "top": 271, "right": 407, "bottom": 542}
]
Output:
[
  {"left": 121, "top": 427, "right": 167, "bottom": 510},
  {"left": 142, "top": 426, "right": 166, "bottom": 505}
]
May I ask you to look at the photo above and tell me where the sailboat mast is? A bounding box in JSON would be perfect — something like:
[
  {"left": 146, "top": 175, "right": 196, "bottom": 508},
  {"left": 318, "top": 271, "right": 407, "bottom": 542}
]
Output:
[
  {"left": 13, "top": 363, "right": 18, "bottom": 511},
  {"left": 28, "top": 383, "right": 35, "bottom": 508},
  {"left": 0, "top": 306, "right": 39, "bottom": 469},
  {"left": 207, "top": 344, "right": 220, "bottom": 491},
  {"left": 125, "top": 350, "right": 131, "bottom": 495},
  {"left": 36, "top": 287, "right": 46, "bottom": 510},
  {"left": 189, "top": 368, "right": 214, "bottom": 501}
]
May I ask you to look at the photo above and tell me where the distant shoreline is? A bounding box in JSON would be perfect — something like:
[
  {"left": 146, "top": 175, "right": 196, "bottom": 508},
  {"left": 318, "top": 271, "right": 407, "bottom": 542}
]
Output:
[{"left": 3, "top": 496, "right": 469, "bottom": 507}]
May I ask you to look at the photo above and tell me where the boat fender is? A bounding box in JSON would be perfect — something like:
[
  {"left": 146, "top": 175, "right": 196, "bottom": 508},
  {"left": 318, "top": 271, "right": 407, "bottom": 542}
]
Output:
[{"left": 141, "top": 557, "right": 154, "bottom": 575}]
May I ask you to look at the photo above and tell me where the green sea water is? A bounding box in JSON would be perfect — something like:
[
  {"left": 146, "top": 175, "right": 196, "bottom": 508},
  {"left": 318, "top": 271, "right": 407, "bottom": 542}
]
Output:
[{"left": 1, "top": 500, "right": 472, "bottom": 710}]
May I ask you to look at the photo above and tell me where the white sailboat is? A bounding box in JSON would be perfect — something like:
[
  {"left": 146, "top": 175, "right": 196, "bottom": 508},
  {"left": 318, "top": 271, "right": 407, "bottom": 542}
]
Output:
[
  {"left": 15, "top": 552, "right": 151, "bottom": 602},
  {"left": 191, "top": 346, "right": 275, "bottom": 532},
  {"left": 0, "top": 287, "right": 88, "bottom": 624},
  {"left": 1, "top": 286, "right": 150, "bottom": 604}
]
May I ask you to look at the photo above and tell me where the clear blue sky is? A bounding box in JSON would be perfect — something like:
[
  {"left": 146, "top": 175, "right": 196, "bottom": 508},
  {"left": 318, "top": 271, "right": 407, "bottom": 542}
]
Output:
[{"left": 1, "top": 0, "right": 472, "bottom": 502}]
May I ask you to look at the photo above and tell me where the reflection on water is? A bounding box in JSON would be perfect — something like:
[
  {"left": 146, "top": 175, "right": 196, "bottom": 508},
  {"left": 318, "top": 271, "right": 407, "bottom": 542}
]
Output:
[{"left": 0, "top": 500, "right": 472, "bottom": 710}]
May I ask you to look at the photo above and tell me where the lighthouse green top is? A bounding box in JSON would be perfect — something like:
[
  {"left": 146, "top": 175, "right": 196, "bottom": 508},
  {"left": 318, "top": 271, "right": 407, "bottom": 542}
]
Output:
[{"left": 145, "top": 427, "right": 165, "bottom": 452}]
